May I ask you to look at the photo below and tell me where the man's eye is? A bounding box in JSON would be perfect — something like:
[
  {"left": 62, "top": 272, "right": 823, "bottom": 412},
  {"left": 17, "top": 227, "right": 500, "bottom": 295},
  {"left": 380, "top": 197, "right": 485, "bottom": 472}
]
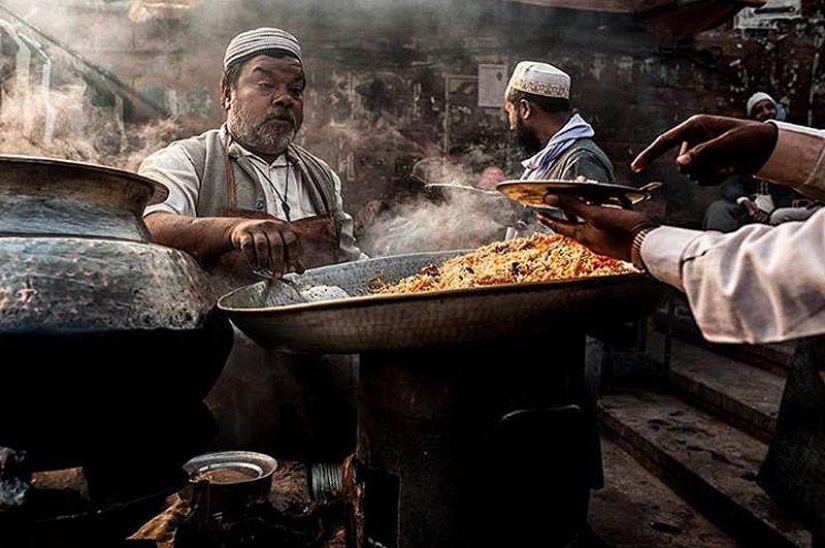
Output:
[
  {"left": 289, "top": 87, "right": 304, "bottom": 95},
  {"left": 258, "top": 82, "right": 274, "bottom": 90}
]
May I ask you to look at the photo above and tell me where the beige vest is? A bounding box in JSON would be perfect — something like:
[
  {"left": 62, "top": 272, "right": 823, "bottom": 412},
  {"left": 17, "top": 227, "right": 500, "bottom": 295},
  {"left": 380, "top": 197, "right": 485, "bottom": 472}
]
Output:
[{"left": 175, "top": 128, "right": 340, "bottom": 232}]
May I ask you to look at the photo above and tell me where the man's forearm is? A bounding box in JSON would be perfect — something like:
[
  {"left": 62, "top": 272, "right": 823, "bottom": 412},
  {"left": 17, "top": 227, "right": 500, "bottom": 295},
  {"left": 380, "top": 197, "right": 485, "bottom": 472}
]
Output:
[
  {"left": 145, "top": 212, "right": 238, "bottom": 264},
  {"left": 641, "top": 210, "right": 825, "bottom": 344}
]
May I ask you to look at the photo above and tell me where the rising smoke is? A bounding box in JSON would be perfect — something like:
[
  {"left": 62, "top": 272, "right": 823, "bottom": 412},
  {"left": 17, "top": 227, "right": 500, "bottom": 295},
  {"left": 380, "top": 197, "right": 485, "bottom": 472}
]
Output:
[
  {"left": 0, "top": 2, "right": 200, "bottom": 171},
  {"left": 0, "top": 80, "right": 197, "bottom": 170},
  {"left": 0, "top": 0, "right": 536, "bottom": 258},
  {"left": 356, "top": 155, "right": 547, "bottom": 257}
]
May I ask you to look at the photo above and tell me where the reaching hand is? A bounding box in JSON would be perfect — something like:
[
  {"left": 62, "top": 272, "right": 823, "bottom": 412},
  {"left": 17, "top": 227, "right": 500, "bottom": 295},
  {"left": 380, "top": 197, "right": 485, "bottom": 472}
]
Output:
[
  {"left": 227, "top": 219, "right": 302, "bottom": 277},
  {"left": 631, "top": 115, "right": 778, "bottom": 185},
  {"left": 538, "top": 196, "right": 657, "bottom": 263}
]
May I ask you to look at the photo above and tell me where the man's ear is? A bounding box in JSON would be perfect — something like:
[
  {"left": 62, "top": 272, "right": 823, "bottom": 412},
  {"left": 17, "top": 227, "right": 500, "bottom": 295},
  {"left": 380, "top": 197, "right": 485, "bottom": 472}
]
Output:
[{"left": 518, "top": 99, "right": 532, "bottom": 120}]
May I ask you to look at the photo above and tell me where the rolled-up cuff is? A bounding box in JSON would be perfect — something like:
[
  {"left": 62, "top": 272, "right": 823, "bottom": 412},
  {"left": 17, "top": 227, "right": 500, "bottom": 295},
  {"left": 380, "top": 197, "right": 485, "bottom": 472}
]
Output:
[
  {"left": 640, "top": 226, "right": 704, "bottom": 290},
  {"left": 758, "top": 120, "right": 825, "bottom": 201},
  {"left": 143, "top": 203, "right": 179, "bottom": 217}
]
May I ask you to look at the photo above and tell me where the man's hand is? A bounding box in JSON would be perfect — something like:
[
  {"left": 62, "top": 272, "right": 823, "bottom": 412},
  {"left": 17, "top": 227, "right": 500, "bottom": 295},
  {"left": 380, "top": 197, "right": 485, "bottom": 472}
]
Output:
[
  {"left": 739, "top": 198, "right": 770, "bottom": 224},
  {"left": 227, "top": 219, "right": 302, "bottom": 277},
  {"left": 538, "top": 196, "right": 657, "bottom": 262},
  {"left": 631, "top": 115, "right": 778, "bottom": 185}
]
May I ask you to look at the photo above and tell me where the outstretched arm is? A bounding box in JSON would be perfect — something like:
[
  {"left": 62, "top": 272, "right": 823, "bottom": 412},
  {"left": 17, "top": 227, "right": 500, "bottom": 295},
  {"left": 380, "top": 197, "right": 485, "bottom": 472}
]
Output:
[
  {"left": 145, "top": 212, "right": 301, "bottom": 277},
  {"left": 539, "top": 117, "right": 825, "bottom": 344},
  {"left": 139, "top": 145, "right": 301, "bottom": 276}
]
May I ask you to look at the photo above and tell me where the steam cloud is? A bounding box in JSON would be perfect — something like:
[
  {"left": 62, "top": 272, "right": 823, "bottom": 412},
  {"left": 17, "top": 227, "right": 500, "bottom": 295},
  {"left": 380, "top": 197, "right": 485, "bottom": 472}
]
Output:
[{"left": 358, "top": 157, "right": 545, "bottom": 256}]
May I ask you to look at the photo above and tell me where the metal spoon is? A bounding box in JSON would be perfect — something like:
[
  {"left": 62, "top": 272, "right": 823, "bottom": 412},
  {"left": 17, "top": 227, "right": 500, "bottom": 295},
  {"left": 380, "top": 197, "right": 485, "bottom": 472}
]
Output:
[
  {"left": 252, "top": 268, "right": 307, "bottom": 306},
  {"left": 639, "top": 182, "right": 663, "bottom": 193}
]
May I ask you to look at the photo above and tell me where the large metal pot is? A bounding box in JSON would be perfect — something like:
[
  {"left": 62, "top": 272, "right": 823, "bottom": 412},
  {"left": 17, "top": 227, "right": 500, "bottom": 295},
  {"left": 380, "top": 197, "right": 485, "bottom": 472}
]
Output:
[
  {"left": 218, "top": 251, "right": 664, "bottom": 354},
  {"left": 0, "top": 156, "right": 233, "bottom": 470}
]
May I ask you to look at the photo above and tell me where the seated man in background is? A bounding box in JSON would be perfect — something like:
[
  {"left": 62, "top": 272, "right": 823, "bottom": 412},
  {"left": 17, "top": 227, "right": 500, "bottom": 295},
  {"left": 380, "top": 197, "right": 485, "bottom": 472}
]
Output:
[
  {"left": 704, "top": 91, "right": 819, "bottom": 230},
  {"left": 474, "top": 165, "right": 506, "bottom": 190}
]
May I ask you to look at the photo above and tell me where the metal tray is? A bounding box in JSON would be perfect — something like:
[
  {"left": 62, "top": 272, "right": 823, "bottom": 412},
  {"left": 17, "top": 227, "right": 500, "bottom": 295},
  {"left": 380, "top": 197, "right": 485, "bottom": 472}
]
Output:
[
  {"left": 497, "top": 179, "right": 656, "bottom": 209},
  {"left": 218, "top": 251, "right": 664, "bottom": 354}
]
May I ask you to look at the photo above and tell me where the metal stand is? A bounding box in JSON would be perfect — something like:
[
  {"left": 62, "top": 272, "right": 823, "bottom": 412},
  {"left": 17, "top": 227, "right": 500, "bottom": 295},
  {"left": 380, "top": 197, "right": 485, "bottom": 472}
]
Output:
[{"left": 347, "top": 335, "right": 594, "bottom": 548}]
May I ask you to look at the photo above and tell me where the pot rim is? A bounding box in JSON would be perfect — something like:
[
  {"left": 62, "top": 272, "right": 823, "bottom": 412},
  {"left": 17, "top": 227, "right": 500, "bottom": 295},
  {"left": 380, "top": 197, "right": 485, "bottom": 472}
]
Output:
[{"left": 0, "top": 154, "right": 168, "bottom": 205}]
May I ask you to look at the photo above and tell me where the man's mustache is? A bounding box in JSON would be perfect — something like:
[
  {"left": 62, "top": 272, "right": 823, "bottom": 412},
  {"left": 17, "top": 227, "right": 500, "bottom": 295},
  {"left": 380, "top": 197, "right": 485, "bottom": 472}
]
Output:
[{"left": 261, "top": 111, "right": 296, "bottom": 127}]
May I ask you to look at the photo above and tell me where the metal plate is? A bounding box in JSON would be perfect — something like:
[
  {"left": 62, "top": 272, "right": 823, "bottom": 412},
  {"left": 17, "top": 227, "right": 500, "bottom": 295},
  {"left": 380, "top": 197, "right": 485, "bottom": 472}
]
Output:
[
  {"left": 182, "top": 451, "right": 278, "bottom": 508},
  {"left": 218, "top": 251, "right": 664, "bottom": 354},
  {"left": 496, "top": 179, "right": 651, "bottom": 209},
  {"left": 184, "top": 451, "right": 277, "bottom": 485}
]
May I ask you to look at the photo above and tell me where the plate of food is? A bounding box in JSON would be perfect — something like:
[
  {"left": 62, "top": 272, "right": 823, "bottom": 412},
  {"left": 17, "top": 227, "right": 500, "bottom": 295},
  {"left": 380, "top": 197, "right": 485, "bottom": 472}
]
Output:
[{"left": 496, "top": 179, "right": 661, "bottom": 210}]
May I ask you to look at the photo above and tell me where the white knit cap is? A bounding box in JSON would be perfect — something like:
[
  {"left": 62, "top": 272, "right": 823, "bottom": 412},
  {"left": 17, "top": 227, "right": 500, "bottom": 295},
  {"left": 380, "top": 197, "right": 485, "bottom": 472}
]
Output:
[
  {"left": 223, "top": 27, "right": 302, "bottom": 69},
  {"left": 746, "top": 92, "right": 776, "bottom": 117},
  {"left": 505, "top": 61, "right": 570, "bottom": 100}
]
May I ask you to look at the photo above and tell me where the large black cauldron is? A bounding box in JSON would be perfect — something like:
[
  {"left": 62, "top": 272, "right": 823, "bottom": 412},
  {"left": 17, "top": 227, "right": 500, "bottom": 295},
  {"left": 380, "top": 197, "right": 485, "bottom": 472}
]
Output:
[{"left": 0, "top": 156, "right": 232, "bottom": 472}]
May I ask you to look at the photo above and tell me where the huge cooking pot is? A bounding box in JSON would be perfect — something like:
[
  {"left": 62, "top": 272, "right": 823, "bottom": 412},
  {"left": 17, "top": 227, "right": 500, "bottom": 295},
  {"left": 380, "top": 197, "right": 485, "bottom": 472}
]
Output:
[
  {"left": 0, "top": 156, "right": 233, "bottom": 468},
  {"left": 219, "top": 251, "right": 664, "bottom": 354}
]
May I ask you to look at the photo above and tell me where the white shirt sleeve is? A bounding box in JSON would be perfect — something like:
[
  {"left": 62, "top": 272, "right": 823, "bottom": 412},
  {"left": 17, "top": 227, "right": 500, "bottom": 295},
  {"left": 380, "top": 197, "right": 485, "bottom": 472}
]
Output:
[
  {"left": 757, "top": 121, "right": 825, "bottom": 201},
  {"left": 639, "top": 122, "right": 825, "bottom": 344},
  {"left": 138, "top": 144, "right": 201, "bottom": 217},
  {"left": 642, "top": 212, "right": 825, "bottom": 344}
]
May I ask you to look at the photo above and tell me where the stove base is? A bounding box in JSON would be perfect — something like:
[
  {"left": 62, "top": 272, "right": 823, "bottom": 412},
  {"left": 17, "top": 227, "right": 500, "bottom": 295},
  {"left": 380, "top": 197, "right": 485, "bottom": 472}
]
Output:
[{"left": 349, "top": 335, "right": 595, "bottom": 548}]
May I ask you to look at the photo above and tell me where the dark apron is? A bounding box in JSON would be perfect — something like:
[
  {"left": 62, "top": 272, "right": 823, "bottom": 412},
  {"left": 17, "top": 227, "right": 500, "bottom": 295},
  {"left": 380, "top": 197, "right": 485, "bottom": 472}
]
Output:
[
  {"left": 758, "top": 335, "right": 825, "bottom": 539},
  {"left": 211, "top": 146, "right": 340, "bottom": 282},
  {"left": 205, "top": 152, "right": 357, "bottom": 461}
]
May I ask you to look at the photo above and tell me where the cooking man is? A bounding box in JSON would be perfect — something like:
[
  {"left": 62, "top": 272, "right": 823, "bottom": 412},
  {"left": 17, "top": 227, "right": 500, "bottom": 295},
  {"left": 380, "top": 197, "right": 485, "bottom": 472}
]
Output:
[
  {"left": 541, "top": 114, "right": 825, "bottom": 539},
  {"left": 139, "top": 27, "right": 363, "bottom": 460}
]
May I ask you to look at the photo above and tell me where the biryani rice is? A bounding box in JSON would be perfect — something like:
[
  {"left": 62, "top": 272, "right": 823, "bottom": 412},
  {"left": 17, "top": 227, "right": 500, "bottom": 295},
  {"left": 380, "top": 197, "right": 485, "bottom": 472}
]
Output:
[{"left": 375, "top": 233, "right": 635, "bottom": 295}]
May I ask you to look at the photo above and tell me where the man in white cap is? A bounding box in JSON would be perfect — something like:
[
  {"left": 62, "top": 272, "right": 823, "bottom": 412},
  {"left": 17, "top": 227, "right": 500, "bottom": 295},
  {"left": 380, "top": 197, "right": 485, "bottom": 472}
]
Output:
[
  {"left": 138, "top": 28, "right": 362, "bottom": 461},
  {"left": 141, "top": 27, "right": 361, "bottom": 281},
  {"left": 704, "top": 91, "right": 819, "bottom": 231},
  {"left": 747, "top": 91, "right": 779, "bottom": 122},
  {"left": 504, "top": 61, "right": 615, "bottom": 183},
  {"left": 503, "top": 60, "right": 617, "bottom": 540}
]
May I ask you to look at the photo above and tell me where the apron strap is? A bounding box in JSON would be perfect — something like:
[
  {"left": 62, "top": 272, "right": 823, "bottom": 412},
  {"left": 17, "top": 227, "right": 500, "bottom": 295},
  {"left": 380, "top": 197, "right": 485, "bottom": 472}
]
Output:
[
  {"left": 222, "top": 133, "right": 239, "bottom": 212},
  {"left": 286, "top": 147, "right": 333, "bottom": 215}
]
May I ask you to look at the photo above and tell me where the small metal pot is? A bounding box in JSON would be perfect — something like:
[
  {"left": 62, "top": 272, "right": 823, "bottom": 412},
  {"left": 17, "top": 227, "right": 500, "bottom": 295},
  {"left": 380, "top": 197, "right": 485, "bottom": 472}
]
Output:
[{"left": 181, "top": 451, "right": 278, "bottom": 511}]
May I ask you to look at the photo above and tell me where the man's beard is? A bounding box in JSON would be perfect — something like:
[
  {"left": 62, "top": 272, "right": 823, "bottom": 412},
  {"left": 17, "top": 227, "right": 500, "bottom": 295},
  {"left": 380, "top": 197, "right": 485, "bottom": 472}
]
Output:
[
  {"left": 227, "top": 104, "right": 297, "bottom": 157},
  {"left": 510, "top": 116, "right": 542, "bottom": 158}
]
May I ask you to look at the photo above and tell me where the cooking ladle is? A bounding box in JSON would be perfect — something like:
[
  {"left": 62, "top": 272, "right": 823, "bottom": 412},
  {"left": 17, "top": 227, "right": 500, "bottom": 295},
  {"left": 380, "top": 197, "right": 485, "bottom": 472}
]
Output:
[{"left": 252, "top": 268, "right": 308, "bottom": 306}]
